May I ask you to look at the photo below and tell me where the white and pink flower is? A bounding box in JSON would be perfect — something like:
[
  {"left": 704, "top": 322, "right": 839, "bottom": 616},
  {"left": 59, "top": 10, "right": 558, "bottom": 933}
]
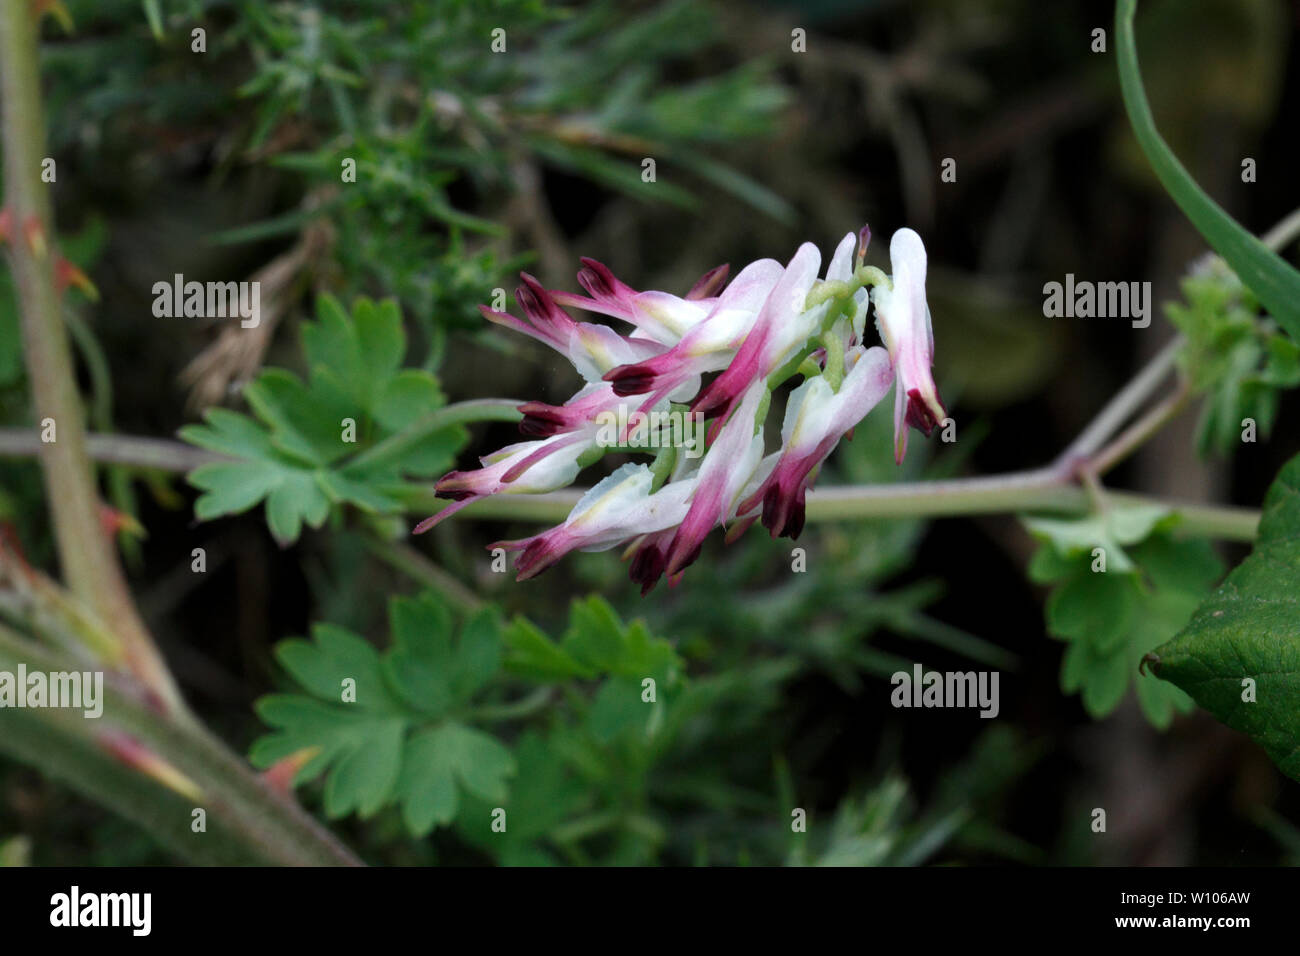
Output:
[{"left": 419, "top": 226, "right": 946, "bottom": 590}]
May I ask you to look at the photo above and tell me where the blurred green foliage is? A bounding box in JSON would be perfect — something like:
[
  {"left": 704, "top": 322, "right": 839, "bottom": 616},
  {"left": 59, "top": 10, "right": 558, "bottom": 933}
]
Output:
[{"left": 1166, "top": 267, "right": 1300, "bottom": 456}]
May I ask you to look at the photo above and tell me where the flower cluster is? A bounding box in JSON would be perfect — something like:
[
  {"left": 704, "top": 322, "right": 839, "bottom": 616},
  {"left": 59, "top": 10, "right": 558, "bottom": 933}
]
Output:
[{"left": 417, "top": 226, "right": 945, "bottom": 592}]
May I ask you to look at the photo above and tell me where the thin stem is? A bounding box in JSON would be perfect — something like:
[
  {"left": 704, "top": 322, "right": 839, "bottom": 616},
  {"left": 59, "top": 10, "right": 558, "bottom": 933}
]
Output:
[
  {"left": 0, "top": 397, "right": 527, "bottom": 472},
  {"left": 11, "top": 230, "right": 1296, "bottom": 557},
  {"left": 1054, "top": 335, "right": 1184, "bottom": 468},
  {"left": 0, "top": 427, "right": 226, "bottom": 470},
  {"left": 405, "top": 476, "right": 1260, "bottom": 542},
  {"left": 805, "top": 481, "right": 1257, "bottom": 541},
  {"left": 1261, "top": 206, "right": 1300, "bottom": 252},
  {"left": 801, "top": 468, "right": 1071, "bottom": 519},
  {"left": 1105, "top": 492, "right": 1259, "bottom": 541},
  {"left": 1079, "top": 466, "right": 1108, "bottom": 514},
  {"left": 1089, "top": 380, "right": 1193, "bottom": 477},
  {"left": 467, "top": 686, "right": 554, "bottom": 723},
  {"left": 1, "top": 3, "right": 181, "bottom": 713},
  {"left": 360, "top": 534, "right": 484, "bottom": 612},
  {"left": 346, "top": 398, "right": 523, "bottom": 471},
  {"left": 64, "top": 309, "right": 114, "bottom": 431},
  {"left": 0, "top": 419, "right": 1264, "bottom": 546}
]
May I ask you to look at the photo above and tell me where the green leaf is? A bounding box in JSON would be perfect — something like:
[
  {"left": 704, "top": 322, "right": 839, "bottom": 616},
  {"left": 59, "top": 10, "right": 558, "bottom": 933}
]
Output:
[
  {"left": 249, "top": 592, "right": 515, "bottom": 833},
  {"left": 396, "top": 723, "right": 515, "bottom": 835},
  {"left": 455, "top": 731, "right": 587, "bottom": 865},
  {"left": 251, "top": 696, "right": 407, "bottom": 818},
  {"left": 1028, "top": 517, "right": 1222, "bottom": 725},
  {"left": 382, "top": 594, "right": 502, "bottom": 717},
  {"left": 243, "top": 368, "right": 351, "bottom": 467},
  {"left": 1151, "top": 453, "right": 1300, "bottom": 777},
  {"left": 189, "top": 461, "right": 281, "bottom": 520},
  {"left": 314, "top": 470, "right": 402, "bottom": 514},
  {"left": 276, "top": 623, "right": 398, "bottom": 710},
  {"left": 189, "top": 458, "right": 329, "bottom": 546},
  {"left": 179, "top": 408, "right": 276, "bottom": 459},
  {"left": 266, "top": 472, "right": 330, "bottom": 544},
  {"left": 181, "top": 295, "right": 468, "bottom": 543},
  {"left": 323, "top": 718, "right": 406, "bottom": 819},
  {"left": 1116, "top": 0, "right": 1300, "bottom": 339},
  {"left": 585, "top": 677, "right": 651, "bottom": 744},
  {"left": 455, "top": 608, "right": 504, "bottom": 700},
  {"left": 1046, "top": 572, "right": 1140, "bottom": 655},
  {"left": 372, "top": 370, "right": 445, "bottom": 433},
  {"left": 501, "top": 617, "right": 595, "bottom": 681},
  {"left": 142, "top": 0, "right": 163, "bottom": 40}
]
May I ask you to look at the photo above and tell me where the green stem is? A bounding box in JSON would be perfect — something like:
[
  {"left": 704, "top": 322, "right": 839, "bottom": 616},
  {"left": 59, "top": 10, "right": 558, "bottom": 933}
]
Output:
[
  {"left": 64, "top": 309, "right": 113, "bottom": 430},
  {"left": 1055, "top": 336, "right": 1183, "bottom": 467},
  {"left": 1106, "top": 492, "right": 1259, "bottom": 542},
  {"left": 360, "top": 533, "right": 483, "bottom": 612},
  {"left": 821, "top": 329, "right": 844, "bottom": 391},
  {"left": 67, "top": 307, "right": 141, "bottom": 560},
  {"left": 1089, "top": 380, "right": 1193, "bottom": 477},
  {"left": 549, "top": 810, "right": 622, "bottom": 845},
  {"left": 345, "top": 398, "right": 523, "bottom": 472},
  {"left": 407, "top": 475, "right": 1260, "bottom": 542},
  {"left": 648, "top": 443, "right": 677, "bottom": 491},
  {"left": 466, "top": 686, "right": 553, "bottom": 723}
]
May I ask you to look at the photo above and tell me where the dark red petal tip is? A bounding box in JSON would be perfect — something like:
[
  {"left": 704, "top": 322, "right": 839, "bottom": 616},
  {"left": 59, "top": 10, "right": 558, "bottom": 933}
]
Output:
[
  {"left": 904, "top": 387, "right": 944, "bottom": 437},
  {"left": 686, "top": 263, "right": 730, "bottom": 300},
  {"left": 604, "top": 363, "right": 656, "bottom": 396}
]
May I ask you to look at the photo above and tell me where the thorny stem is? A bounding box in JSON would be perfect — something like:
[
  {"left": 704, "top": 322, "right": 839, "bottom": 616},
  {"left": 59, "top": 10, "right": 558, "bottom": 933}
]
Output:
[
  {"left": 1, "top": 3, "right": 362, "bottom": 868},
  {"left": 0, "top": 4, "right": 182, "bottom": 713},
  {"left": 0, "top": 625, "right": 361, "bottom": 866}
]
